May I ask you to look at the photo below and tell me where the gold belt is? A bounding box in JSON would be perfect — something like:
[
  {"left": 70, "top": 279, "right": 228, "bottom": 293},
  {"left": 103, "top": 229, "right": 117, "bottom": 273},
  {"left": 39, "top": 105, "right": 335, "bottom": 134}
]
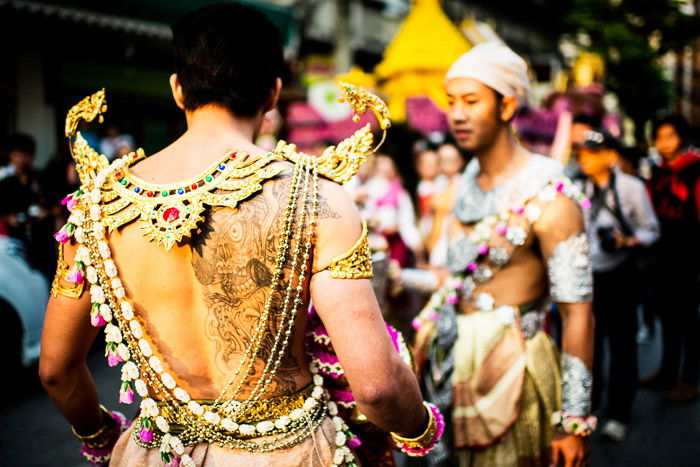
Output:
[{"left": 155, "top": 384, "right": 314, "bottom": 438}]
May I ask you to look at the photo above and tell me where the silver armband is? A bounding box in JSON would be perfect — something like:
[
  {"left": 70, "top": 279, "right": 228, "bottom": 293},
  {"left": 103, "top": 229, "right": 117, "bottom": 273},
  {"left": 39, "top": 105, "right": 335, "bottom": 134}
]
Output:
[
  {"left": 401, "top": 268, "right": 439, "bottom": 293},
  {"left": 547, "top": 232, "right": 593, "bottom": 303},
  {"left": 560, "top": 352, "right": 593, "bottom": 416}
]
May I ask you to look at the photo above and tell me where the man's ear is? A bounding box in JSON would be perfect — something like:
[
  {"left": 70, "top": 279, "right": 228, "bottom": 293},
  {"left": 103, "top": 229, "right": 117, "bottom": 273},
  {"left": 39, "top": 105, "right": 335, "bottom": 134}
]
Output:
[
  {"left": 169, "top": 74, "right": 185, "bottom": 110},
  {"left": 499, "top": 96, "right": 518, "bottom": 123},
  {"left": 264, "top": 77, "right": 283, "bottom": 113}
]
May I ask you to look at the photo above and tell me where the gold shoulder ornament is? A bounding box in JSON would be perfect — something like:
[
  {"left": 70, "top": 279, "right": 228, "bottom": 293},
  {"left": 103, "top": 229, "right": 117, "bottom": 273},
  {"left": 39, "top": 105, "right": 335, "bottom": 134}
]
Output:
[
  {"left": 57, "top": 82, "right": 390, "bottom": 252},
  {"left": 275, "top": 81, "right": 391, "bottom": 184}
]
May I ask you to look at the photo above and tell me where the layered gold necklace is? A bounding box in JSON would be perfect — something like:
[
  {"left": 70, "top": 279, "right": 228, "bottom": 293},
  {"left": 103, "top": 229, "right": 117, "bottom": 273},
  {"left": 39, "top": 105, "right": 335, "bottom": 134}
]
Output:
[
  {"left": 64, "top": 83, "right": 389, "bottom": 251},
  {"left": 99, "top": 147, "right": 286, "bottom": 250}
]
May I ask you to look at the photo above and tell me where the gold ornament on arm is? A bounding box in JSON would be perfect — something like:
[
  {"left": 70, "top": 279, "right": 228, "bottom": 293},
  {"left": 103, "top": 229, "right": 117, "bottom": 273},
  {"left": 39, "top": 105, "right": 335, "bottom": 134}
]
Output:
[
  {"left": 318, "top": 221, "right": 373, "bottom": 279},
  {"left": 51, "top": 244, "right": 85, "bottom": 299}
]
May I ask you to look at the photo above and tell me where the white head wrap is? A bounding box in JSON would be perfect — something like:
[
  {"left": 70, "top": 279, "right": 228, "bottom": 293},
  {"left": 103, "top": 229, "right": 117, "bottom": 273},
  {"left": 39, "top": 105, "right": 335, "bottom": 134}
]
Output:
[{"left": 445, "top": 41, "right": 530, "bottom": 104}]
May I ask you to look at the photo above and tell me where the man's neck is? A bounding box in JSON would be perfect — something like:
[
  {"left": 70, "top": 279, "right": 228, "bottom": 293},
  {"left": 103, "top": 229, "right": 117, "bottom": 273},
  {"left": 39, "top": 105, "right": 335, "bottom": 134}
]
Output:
[
  {"left": 184, "top": 106, "right": 260, "bottom": 145},
  {"left": 474, "top": 130, "right": 523, "bottom": 190}
]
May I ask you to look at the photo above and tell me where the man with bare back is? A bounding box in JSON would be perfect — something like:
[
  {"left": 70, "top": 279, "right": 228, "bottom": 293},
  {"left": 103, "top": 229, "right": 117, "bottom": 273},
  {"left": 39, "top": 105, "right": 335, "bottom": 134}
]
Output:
[
  {"left": 405, "top": 42, "right": 596, "bottom": 466},
  {"left": 39, "top": 3, "right": 442, "bottom": 466}
]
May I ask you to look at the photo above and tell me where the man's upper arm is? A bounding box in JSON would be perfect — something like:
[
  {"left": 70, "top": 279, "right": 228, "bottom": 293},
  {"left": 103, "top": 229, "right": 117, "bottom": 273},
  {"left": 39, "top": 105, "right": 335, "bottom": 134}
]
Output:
[
  {"left": 630, "top": 178, "right": 660, "bottom": 246},
  {"left": 310, "top": 180, "right": 403, "bottom": 396},
  {"left": 312, "top": 180, "right": 365, "bottom": 273},
  {"left": 42, "top": 239, "right": 97, "bottom": 368},
  {"left": 534, "top": 194, "right": 593, "bottom": 305}
]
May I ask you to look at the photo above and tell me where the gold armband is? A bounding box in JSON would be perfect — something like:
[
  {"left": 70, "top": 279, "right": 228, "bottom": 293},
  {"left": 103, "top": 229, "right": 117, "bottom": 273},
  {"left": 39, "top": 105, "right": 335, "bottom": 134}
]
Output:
[
  {"left": 51, "top": 243, "right": 84, "bottom": 299},
  {"left": 321, "top": 221, "right": 373, "bottom": 279}
]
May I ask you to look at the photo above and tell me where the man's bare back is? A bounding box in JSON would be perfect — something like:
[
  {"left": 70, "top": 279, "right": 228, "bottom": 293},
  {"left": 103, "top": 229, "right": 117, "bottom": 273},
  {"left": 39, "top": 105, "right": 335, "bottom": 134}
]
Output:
[{"left": 108, "top": 161, "right": 306, "bottom": 400}]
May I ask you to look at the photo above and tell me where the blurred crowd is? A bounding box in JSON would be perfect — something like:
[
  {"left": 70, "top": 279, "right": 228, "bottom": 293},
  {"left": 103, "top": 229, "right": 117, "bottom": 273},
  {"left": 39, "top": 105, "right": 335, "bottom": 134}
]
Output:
[
  {"left": 341, "top": 112, "right": 699, "bottom": 442},
  {"left": 0, "top": 126, "right": 135, "bottom": 278},
  {"left": 1, "top": 108, "right": 698, "bottom": 445}
]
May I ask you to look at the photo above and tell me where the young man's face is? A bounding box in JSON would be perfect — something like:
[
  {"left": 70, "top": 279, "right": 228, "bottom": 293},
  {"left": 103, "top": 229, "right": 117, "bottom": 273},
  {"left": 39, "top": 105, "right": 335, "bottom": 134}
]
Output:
[
  {"left": 654, "top": 124, "right": 682, "bottom": 162},
  {"left": 446, "top": 78, "right": 503, "bottom": 154},
  {"left": 9, "top": 149, "right": 34, "bottom": 174},
  {"left": 578, "top": 147, "right": 616, "bottom": 178}
]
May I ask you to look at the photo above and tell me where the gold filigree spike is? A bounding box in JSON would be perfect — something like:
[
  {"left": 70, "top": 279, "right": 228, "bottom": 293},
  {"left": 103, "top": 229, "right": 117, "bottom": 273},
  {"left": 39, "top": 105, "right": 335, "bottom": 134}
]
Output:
[
  {"left": 337, "top": 80, "right": 391, "bottom": 151},
  {"left": 337, "top": 81, "right": 391, "bottom": 131},
  {"left": 72, "top": 132, "right": 110, "bottom": 186},
  {"left": 65, "top": 89, "right": 108, "bottom": 137},
  {"left": 65, "top": 90, "right": 110, "bottom": 186},
  {"left": 275, "top": 83, "right": 391, "bottom": 184}
]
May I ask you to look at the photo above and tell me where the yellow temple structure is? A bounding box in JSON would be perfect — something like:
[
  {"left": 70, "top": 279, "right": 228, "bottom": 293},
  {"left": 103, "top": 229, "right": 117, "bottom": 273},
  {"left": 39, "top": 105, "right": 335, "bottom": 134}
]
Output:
[{"left": 374, "top": 0, "right": 472, "bottom": 121}]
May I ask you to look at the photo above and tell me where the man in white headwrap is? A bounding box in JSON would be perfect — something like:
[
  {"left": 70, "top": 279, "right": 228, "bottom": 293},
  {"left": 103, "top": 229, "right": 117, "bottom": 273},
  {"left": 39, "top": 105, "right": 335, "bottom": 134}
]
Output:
[{"left": 404, "top": 41, "right": 596, "bottom": 466}]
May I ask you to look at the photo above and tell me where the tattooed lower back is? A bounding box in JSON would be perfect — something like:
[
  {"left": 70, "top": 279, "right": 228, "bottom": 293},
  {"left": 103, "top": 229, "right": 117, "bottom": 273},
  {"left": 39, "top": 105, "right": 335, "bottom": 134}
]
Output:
[{"left": 189, "top": 173, "right": 307, "bottom": 397}]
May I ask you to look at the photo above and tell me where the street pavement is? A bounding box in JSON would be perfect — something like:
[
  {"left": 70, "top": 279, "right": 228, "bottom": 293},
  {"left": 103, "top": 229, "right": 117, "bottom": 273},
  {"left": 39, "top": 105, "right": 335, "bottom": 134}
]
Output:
[
  {"left": 1, "top": 331, "right": 698, "bottom": 466},
  {"left": 590, "top": 329, "right": 700, "bottom": 467}
]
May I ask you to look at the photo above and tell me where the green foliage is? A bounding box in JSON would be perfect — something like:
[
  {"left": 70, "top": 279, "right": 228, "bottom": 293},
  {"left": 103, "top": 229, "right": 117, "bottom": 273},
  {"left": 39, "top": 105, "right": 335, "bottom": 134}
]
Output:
[{"left": 565, "top": 0, "right": 700, "bottom": 138}]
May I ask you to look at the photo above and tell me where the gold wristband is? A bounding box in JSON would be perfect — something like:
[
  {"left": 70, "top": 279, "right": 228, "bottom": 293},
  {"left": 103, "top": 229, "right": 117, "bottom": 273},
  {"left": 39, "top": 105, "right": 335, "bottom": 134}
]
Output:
[
  {"left": 390, "top": 402, "right": 436, "bottom": 448},
  {"left": 71, "top": 405, "right": 117, "bottom": 448}
]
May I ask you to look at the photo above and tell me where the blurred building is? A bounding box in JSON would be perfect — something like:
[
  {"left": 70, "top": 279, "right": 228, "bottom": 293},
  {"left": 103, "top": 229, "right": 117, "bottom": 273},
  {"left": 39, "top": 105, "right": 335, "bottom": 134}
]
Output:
[
  {"left": 1, "top": 0, "right": 573, "bottom": 166},
  {"left": 0, "top": 0, "right": 296, "bottom": 166}
]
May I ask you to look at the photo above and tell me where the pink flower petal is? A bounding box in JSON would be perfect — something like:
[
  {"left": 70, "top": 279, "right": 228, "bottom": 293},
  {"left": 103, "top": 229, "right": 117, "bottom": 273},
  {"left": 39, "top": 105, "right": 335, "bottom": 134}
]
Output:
[
  {"left": 139, "top": 428, "right": 153, "bottom": 443},
  {"left": 90, "top": 312, "right": 107, "bottom": 327}
]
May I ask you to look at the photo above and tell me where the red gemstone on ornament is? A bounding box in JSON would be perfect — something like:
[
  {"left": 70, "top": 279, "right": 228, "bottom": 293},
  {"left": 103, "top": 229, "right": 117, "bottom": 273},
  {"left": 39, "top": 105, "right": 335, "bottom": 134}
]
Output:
[
  {"left": 190, "top": 183, "right": 198, "bottom": 190},
  {"left": 146, "top": 191, "right": 154, "bottom": 197},
  {"left": 163, "top": 207, "right": 180, "bottom": 222},
  {"left": 133, "top": 153, "right": 138, "bottom": 159},
  {"left": 229, "top": 153, "right": 237, "bottom": 159},
  {"left": 115, "top": 172, "right": 122, "bottom": 178}
]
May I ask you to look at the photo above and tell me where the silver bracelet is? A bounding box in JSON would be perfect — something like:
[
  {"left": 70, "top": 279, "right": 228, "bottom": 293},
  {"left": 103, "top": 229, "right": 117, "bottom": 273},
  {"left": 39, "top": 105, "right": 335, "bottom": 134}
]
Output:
[{"left": 560, "top": 352, "right": 593, "bottom": 416}]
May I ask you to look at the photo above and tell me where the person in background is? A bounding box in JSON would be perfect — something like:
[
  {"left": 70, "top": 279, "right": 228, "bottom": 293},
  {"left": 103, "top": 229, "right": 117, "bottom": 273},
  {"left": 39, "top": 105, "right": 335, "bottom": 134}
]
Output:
[
  {"left": 576, "top": 129, "right": 660, "bottom": 442},
  {"left": 617, "top": 145, "right": 658, "bottom": 345},
  {"left": 99, "top": 124, "right": 134, "bottom": 161},
  {"left": 415, "top": 147, "right": 446, "bottom": 242},
  {"left": 0, "top": 133, "right": 55, "bottom": 275},
  {"left": 363, "top": 154, "right": 423, "bottom": 267},
  {"left": 565, "top": 114, "right": 601, "bottom": 179},
  {"left": 425, "top": 142, "right": 465, "bottom": 267},
  {"left": 404, "top": 41, "right": 595, "bottom": 466},
  {"left": 642, "top": 114, "right": 700, "bottom": 403}
]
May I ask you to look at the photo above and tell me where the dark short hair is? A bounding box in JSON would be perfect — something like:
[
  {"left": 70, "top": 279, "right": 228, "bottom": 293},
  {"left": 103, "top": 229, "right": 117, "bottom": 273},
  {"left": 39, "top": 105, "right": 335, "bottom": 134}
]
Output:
[
  {"left": 171, "top": 2, "right": 285, "bottom": 117},
  {"left": 572, "top": 113, "right": 602, "bottom": 128},
  {"left": 652, "top": 114, "right": 690, "bottom": 146},
  {"left": 6, "top": 133, "right": 36, "bottom": 155}
]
